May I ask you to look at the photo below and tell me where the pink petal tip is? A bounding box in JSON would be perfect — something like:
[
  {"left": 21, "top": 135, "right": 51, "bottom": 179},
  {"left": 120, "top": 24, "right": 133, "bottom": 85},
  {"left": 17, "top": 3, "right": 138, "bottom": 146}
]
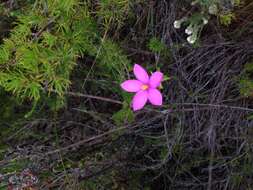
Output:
[
  {"left": 132, "top": 90, "right": 148, "bottom": 111},
  {"left": 121, "top": 80, "right": 142, "bottom": 92},
  {"left": 148, "top": 88, "right": 163, "bottom": 106},
  {"left": 133, "top": 64, "right": 149, "bottom": 83},
  {"left": 149, "top": 71, "right": 163, "bottom": 88}
]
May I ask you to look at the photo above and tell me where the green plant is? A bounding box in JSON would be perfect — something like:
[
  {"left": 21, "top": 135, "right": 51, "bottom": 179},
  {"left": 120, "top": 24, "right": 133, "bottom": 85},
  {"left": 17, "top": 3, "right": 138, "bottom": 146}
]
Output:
[
  {"left": 219, "top": 12, "right": 235, "bottom": 26},
  {"left": 148, "top": 37, "right": 167, "bottom": 54},
  {"left": 97, "top": 39, "right": 131, "bottom": 82},
  {"left": 174, "top": 0, "right": 241, "bottom": 44},
  {"left": 97, "top": 0, "right": 132, "bottom": 30},
  {"left": 112, "top": 92, "right": 134, "bottom": 125},
  {"left": 239, "top": 61, "right": 253, "bottom": 97},
  {"left": 0, "top": 1, "right": 94, "bottom": 101},
  {"left": 0, "top": 0, "right": 132, "bottom": 109}
]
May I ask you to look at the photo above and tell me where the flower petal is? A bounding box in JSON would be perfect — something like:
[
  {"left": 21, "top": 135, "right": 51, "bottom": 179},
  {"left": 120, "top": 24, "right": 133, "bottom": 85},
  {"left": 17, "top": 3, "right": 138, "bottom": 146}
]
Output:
[
  {"left": 121, "top": 80, "right": 142, "bottom": 92},
  {"left": 133, "top": 64, "right": 149, "bottom": 83},
  {"left": 132, "top": 90, "right": 148, "bottom": 111},
  {"left": 149, "top": 71, "right": 163, "bottom": 88},
  {"left": 148, "top": 88, "right": 163, "bottom": 106}
]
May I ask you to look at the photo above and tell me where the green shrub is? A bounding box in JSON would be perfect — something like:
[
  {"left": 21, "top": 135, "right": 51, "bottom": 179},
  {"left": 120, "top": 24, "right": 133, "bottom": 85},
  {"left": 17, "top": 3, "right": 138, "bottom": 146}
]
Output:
[
  {"left": 0, "top": 1, "right": 92, "bottom": 100},
  {"left": 0, "top": 0, "right": 131, "bottom": 104}
]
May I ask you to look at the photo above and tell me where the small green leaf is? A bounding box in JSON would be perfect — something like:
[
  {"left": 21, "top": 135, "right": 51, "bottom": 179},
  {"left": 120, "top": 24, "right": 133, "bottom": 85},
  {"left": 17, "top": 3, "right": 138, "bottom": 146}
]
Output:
[{"left": 112, "top": 106, "right": 134, "bottom": 125}]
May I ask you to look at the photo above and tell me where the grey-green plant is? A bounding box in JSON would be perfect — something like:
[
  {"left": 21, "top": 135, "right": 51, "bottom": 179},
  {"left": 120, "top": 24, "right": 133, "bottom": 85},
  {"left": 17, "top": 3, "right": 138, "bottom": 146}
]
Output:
[{"left": 173, "top": 0, "right": 241, "bottom": 44}]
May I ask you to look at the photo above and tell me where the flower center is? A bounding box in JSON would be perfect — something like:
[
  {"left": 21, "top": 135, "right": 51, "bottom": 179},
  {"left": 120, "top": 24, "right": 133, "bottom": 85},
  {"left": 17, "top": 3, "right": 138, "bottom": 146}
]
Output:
[{"left": 141, "top": 84, "right": 149, "bottom": 90}]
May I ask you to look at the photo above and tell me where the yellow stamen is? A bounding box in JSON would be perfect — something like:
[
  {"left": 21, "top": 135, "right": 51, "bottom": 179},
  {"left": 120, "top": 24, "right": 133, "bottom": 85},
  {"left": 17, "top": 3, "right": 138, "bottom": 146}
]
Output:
[{"left": 141, "top": 84, "right": 149, "bottom": 90}]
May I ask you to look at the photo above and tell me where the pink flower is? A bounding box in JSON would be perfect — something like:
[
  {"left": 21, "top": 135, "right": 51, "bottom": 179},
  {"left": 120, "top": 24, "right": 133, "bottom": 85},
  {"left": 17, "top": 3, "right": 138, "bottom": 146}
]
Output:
[{"left": 121, "top": 64, "right": 163, "bottom": 111}]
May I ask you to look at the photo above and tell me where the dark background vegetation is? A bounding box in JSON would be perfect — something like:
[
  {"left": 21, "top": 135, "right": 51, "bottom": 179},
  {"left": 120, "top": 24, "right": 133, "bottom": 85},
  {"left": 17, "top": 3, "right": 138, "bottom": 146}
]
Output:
[{"left": 0, "top": 0, "right": 253, "bottom": 189}]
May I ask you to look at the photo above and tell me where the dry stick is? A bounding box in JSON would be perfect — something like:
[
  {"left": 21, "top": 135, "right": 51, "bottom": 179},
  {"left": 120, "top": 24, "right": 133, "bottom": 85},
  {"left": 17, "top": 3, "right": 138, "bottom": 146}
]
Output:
[
  {"left": 42, "top": 110, "right": 250, "bottom": 165},
  {"left": 0, "top": 125, "right": 134, "bottom": 166},
  {"left": 172, "top": 103, "right": 253, "bottom": 112},
  {"left": 2, "top": 92, "right": 250, "bottom": 162},
  {"left": 64, "top": 91, "right": 253, "bottom": 112},
  {"left": 207, "top": 147, "right": 214, "bottom": 190},
  {"left": 81, "top": 17, "right": 112, "bottom": 90},
  {"left": 64, "top": 91, "right": 213, "bottom": 113},
  {"left": 44, "top": 125, "right": 135, "bottom": 156},
  {"left": 42, "top": 93, "right": 253, "bottom": 156},
  {"left": 60, "top": 89, "right": 253, "bottom": 157},
  {"left": 65, "top": 91, "right": 123, "bottom": 105}
]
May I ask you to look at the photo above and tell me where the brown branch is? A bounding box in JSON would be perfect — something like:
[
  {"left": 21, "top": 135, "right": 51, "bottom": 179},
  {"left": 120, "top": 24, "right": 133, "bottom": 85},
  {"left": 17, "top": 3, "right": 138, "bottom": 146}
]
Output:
[
  {"left": 65, "top": 91, "right": 123, "bottom": 105},
  {"left": 44, "top": 125, "right": 133, "bottom": 156},
  {"left": 172, "top": 103, "right": 253, "bottom": 112}
]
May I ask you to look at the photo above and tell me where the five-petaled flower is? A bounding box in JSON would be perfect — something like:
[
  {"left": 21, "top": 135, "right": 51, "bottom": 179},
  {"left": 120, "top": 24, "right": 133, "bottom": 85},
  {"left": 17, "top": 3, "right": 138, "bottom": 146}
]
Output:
[{"left": 121, "top": 64, "right": 163, "bottom": 111}]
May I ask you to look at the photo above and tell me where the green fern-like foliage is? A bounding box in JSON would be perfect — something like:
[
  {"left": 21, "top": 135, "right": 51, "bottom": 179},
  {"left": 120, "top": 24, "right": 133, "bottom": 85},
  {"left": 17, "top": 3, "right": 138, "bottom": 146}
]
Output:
[
  {"left": 0, "top": 0, "right": 132, "bottom": 103},
  {"left": 98, "top": 40, "right": 130, "bottom": 81},
  {"left": 97, "top": 0, "right": 132, "bottom": 29},
  {"left": 0, "top": 0, "right": 135, "bottom": 126},
  {"left": 0, "top": 1, "right": 98, "bottom": 100}
]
